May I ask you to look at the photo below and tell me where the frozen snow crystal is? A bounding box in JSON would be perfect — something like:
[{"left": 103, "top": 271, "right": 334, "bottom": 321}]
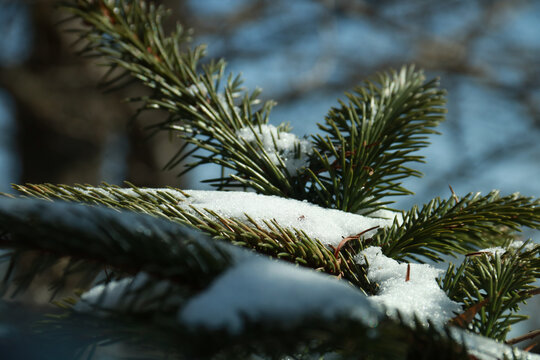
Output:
[
  {"left": 236, "top": 124, "right": 312, "bottom": 175},
  {"left": 75, "top": 277, "right": 134, "bottom": 314},
  {"left": 508, "top": 239, "right": 537, "bottom": 252},
  {"left": 179, "top": 257, "right": 382, "bottom": 333},
  {"left": 475, "top": 246, "right": 506, "bottom": 256},
  {"left": 356, "top": 247, "right": 462, "bottom": 326},
  {"left": 186, "top": 82, "right": 208, "bottom": 97}
]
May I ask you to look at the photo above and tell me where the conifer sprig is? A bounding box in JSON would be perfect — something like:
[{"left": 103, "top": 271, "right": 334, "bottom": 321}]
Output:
[
  {"left": 373, "top": 191, "right": 540, "bottom": 262},
  {"left": 0, "top": 199, "right": 472, "bottom": 359},
  {"left": 0, "top": 194, "right": 534, "bottom": 359},
  {"left": 0, "top": 1, "right": 535, "bottom": 358},
  {"left": 39, "top": 308, "right": 472, "bottom": 360},
  {"left": 61, "top": 1, "right": 448, "bottom": 213},
  {"left": 440, "top": 243, "right": 540, "bottom": 340},
  {"left": 310, "top": 67, "right": 447, "bottom": 213},
  {"left": 60, "top": 0, "right": 312, "bottom": 199},
  {"left": 10, "top": 183, "right": 371, "bottom": 291},
  {"left": 0, "top": 198, "right": 236, "bottom": 298}
]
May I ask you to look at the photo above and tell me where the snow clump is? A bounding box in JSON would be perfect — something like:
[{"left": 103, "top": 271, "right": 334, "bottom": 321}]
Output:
[
  {"left": 78, "top": 187, "right": 398, "bottom": 247},
  {"left": 178, "top": 190, "right": 392, "bottom": 247},
  {"left": 179, "top": 257, "right": 381, "bottom": 334},
  {"left": 236, "top": 124, "right": 312, "bottom": 175},
  {"left": 356, "top": 246, "right": 462, "bottom": 326}
]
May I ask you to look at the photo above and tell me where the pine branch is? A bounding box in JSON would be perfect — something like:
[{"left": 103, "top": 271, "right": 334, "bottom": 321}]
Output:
[
  {"left": 308, "top": 66, "right": 446, "bottom": 213},
  {"left": 60, "top": 0, "right": 313, "bottom": 199},
  {"left": 506, "top": 329, "right": 540, "bottom": 346},
  {"left": 37, "top": 310, "right": 473, "bottom": 360},
  {"left": 373, "top": 190, "right": 540, "bottom": 262},
  {"left": 0, "top": 195, "right": 465, "bottom": 359},
  {"left": 0, "top": 195, "right": 533, "bottom": 359},
  {"left": 440, "top": 242, "right": 540, "bottom": 341},
  {"left": 42, "top": 306, "right": 539, "bottom": 359},
  {"left": 61, "top": 2, "right": 451, "bottom": 215},
  {"left": 0, "top": 197, "right": 236, "bottom": 298},
  {"left": 10, "top": 183, "right": 373, "bottom": 291},
  {"left": 3, "top": 1, "right": 537, "bottom": 359}
]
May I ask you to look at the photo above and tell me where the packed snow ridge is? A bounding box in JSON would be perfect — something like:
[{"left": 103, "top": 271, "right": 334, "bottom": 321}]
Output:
[
  {"left": 236, "top": 124, "right": 312, "bottom": 176},
  {"left": 179, "top": 247, "right": 461, "bottom": 331},
  {"left": 179, "top": 256, "right": 381, "bottom": 334},
  {"left": 180, "top": 190, "right": 396, "bottom": 247}
]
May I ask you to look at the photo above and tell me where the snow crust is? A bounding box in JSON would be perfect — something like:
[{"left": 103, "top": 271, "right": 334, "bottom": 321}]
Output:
[
  {"left": 73, "top": 188, "right": 453, "bottom": 327},
  {"left": 90, "top": 187, "right": 396, "bottom": 247},
  {"left": 178, "top": 190, "right": 393, "bottom": 247},
  {"left": 179, "top": 257, "right": 382, "bottom": 333},
  {"left": 356, "top": 247, "right": 462, "bottom": 325},
  {"left": 236, "top": 124, "right": 312, "bottom": 175}
]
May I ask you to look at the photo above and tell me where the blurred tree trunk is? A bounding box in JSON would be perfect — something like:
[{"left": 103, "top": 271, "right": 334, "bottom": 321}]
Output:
[
  {"left": 0, "top": 0, "right": 182, "bottom": 187},
  {"left": 0, "top": 0, "right": 184, "bottom": 304}
]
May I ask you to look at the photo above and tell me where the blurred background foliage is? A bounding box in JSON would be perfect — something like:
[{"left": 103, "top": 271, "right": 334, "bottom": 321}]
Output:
[
  {"left": 0, "top": 0, "right": 539, "bottom": 201},
  {"left": 0, "top": 0, "right": 538, "bottom": 355}
]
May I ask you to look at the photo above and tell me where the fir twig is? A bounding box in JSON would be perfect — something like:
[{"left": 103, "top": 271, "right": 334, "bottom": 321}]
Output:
[
  {"left": 308, "top": 66, "right": 447, "bottom": 213},
  {"left": 373, "top": 191, "right": 539, "bottom": 262},
  {"left": 0, "top": 198, "right": 236, "bottom": 298},
  {"left": 440, "top": 243, "right": 540, "bottom": 340},
  {"left": 59, "top": 0, "right": 314, "bottom": 199},
  {"left": 61, "top": 2, "right": 449, "bottom": 214},
  {"left": 9, "top": 183, "right": 372, "bottom": 291}
]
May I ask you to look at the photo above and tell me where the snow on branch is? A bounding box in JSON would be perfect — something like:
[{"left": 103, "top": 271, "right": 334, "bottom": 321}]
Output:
[
  {"left": 3, "top": 1, "right": 538, "bottom": 357},
  {"left": 236, "top": 124, "right": 312, "bottom": 176},
  {"left": 356, "top": 247, "right": 462, "bottom": 326},
  {"left": 11, "top": 183, "right": 399, "bottom": 288}
]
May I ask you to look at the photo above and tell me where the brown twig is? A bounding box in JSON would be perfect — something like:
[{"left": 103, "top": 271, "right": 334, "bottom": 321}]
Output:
[
  {"left": 518, "top": 287, "right": 540, "bottom": 297},
  {"left": 317, "top": 151, "right": 355, "bottom": 174},
  {"left": 506, "top": 329, "right": 540, "bottom": 345},
  {"left": 363, "top": 140, "right": 381, "bottom": 149},
  {"left": 449, "top": 184, "right": 459, "bottom": 204},
  {"left": 333, "top": 226, "right": 380, "bottom": 258},
  {"left": 450, "top": 298, "right": 489, "bottom": 327},
  {"left": 405, "top": 263, "right": 410, "bottom": 282},
  {"left": 99, "top": 0, "right": 116, "bottom": 24},
  {"left": 443, "top": 222, "right": 465, "bottom": 230},
  {"left": 146, "top": 46, "right": 162, "bottom": 63}
]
